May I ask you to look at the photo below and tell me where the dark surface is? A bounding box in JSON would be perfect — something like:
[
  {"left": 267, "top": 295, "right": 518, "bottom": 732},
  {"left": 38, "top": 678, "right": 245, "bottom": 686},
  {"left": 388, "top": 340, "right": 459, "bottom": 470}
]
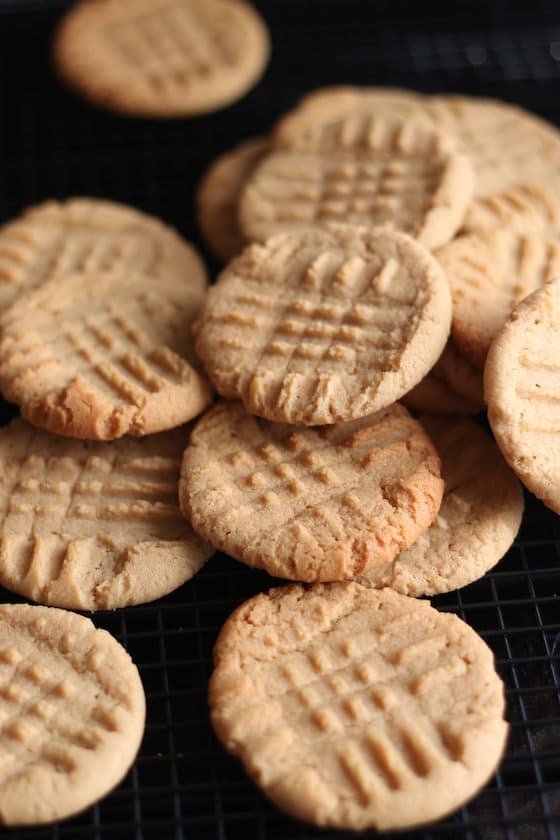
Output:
[{"left": 0, "top": 1, "right": 559, "bottom": 838}]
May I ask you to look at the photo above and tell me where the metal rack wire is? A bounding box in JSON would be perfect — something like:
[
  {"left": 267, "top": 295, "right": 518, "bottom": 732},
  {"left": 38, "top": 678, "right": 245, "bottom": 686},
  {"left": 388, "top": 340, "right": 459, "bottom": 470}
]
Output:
[{"left": 0, "top": 1, "right": 558, "bottom": 838}]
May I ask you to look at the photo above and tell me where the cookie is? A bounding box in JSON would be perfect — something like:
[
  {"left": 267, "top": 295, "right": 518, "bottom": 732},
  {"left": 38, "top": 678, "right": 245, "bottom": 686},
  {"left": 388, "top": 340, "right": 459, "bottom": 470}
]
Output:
[
  {"left": 0, "top": 418, "right": 212, "bottom": 610},
  {"left": 0, "top": 271, "right": 213, "bottom": 440},
  {"left": 402, "top": 339, "right": 484, "bottom": 415},
  {"left": 210, "top": 582, "right": 508, "bottom": 831},
  {"left": 0, "top": 603, "right": 145, "bottom": 825},
  {"left": 437, "top": 228, "right": 560, "bottom": 369},
  {"left": 358, "top": 416, "right": 523, "bottom": 595},
  {"left": 485, "top": 278, "right": 560, "bottom": 514},
  {"left": 53, "top": 0, "right": 270, "bottom": 117},
  {"left": 274, "top": 86, "right": 425, "bottom": 145},
  {"left": 0, "top": 197, "right": 207, "bottom": 314},
  {"left": 462, "top": 181, "right": 560, "bottom": 238},
  {"left": 239, "top": 114, "right": 474, "bottom": 250},
  {"left": 194, "top": 226, "right": 451, "bottom": 424},
  {"left": 180, "top": 400, "right": 443, "bottom": 581},
  {"left": 196, "top": 137, "right": 269, "bottom": 263},
  {"left": 424, "top": 95, "right": 560, "bottom": 197}
]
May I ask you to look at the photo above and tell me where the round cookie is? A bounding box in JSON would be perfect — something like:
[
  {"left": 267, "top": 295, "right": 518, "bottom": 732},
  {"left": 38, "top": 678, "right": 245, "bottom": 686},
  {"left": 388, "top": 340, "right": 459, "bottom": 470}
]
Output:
[
  {"left": 196, "top": 137, "right": 269, "bottom": 263},
  {"left": 0, "top": 418, "right": 213, "bottom": 611},
  {"left": 358, "top": 416, "right": 523, "bottom": 595},
  {"left": 274, "top": 86, "right": 425, "bottom": 145},
  {"left": 461, "top": 181, "right": 560, "bottom": 239},
  {"left": 0, "top": 271, "right": 213, "bottom": 440},
  {"left": 195, "top": 226, "right": 451, "bottom": 425},
  {"left": 424, "top": 95, "right": 560, "bottom": 197},
  {"left": 485, "top": 278, "right": 560, "bottom": 514},
  {"left": 53, "top": 0, "right": 270, "bottom": 117},
  {"left": 210, "top": 582, "right": 508, "bottom": 831},
  {"left": 239, "top": 113, "right": 474, "bottom": 250},
  {"left": 436, "top": 228, "right": 560, "bottom": 369},
  {"left": 402, "top": 339, "right": 484, "bottom": 415},
  {"left": 0, "top": 603, "right": 145, "bottom": 825},
  {"left": 0, "top": 197, "right": 207, "bottom": 314},
  {"left": 180, "top": 400, "right": 444, "bottom": 581}
]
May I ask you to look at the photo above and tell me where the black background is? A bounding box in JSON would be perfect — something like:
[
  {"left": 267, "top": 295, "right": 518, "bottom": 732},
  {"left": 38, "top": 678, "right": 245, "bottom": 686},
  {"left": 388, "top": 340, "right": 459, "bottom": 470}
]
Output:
[{"left": 0, "top": 2, "right": 559, "bottom": 839}]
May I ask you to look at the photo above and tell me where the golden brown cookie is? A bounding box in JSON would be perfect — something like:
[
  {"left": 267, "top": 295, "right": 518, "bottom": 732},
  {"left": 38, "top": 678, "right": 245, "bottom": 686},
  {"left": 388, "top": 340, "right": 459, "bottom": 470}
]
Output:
[
  {"left": 0, "top": 419, "right": 212, "bottom": 610},
  {"left": 359, "top": 416, "right": 523, "bottom": 595},
  {"left": 53, "top": 0, "right": 270, "bottom": 117},
  {"left": 437, "top": 228, "right": 560, "bottom": 369},
  {"left": 196, "top": 136, "right": 269, "bottom": 262},
  {"left": 402, "top": 339, "right": 484, "bottom": 415},
  {"left": 424, "top": 95, "right": 560, "bottom": 197},
  {"left": 0, "top": 197, "right": 207, "bottom": 313},
  {"left": 210, "top": 583, "right": 508, "bottom": 831},
  {"left": 239, "top": 113, "right": 474, "bottom": 250},
  {"left": 274, "top": 86, "right": 425, "bottom": 145},
  {"left": 194, "top": 226, "right": 451, "bottom": 424},
  {"left": 485, "top": 278, "right": 560, "bottom": 514},
  {"left": 0, "top": 603, "right": 145, "bottom": 825},
  {"left": 462, "top": 181, "right": 560, "bottom": 238},
  {"left": 180, "top": 400, "right": 443, "bottom": 581},
  {"left": 0, "top": 271, "right": 213, "bottom": 440}
]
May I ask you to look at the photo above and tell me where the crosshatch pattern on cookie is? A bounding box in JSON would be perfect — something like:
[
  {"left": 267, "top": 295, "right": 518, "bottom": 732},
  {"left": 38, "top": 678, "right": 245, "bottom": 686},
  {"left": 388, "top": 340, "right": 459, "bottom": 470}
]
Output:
[
  {"left": 273, "top": 87, "right": 425, "bottom": 146},
  {"left": 195, "top": 228, "right": 451, "bottom": 424},
  {"left": 210, "top": 584, "right": 508, "bottom": 831},
  {"left": 358, "top": 416, "right": 523, "bottom": 595},
  {"left": 0, "top": 420, "right": 210, "bottom": 609},
  {"left": 239, "top": 115, "right": 473, "bottom": 249},
  {"left": 0, "top": 199, "right": 207, "bottom": 314},
  {"left": 181, "top": 401, "right": 443, "bottom": 581},
  {"left": 513, "top": 348, "right": 560, "bottom": 435},
  {"left": 425, "top": 96, "right": 560, "bottom": 197},
  {"left": 55, "top": 0, "right": 270, "bottom": 116},
  {"left": 485, "top": 279, "right": 560, "bottom": 514},
  {"left": 0, "top": 605, "right": 145, "bottom": 825},
  {"left": 462, "top": 182, "right": 560, "bottom": 237},
  {"left": 437, "top": 229, "right": 560, "bottom": 369},
  {"left": 0, "top": 273, "right": 212, "bottom": 440},
  {"left": 107, "top": 1, "right": 245, "bottom": 81}
]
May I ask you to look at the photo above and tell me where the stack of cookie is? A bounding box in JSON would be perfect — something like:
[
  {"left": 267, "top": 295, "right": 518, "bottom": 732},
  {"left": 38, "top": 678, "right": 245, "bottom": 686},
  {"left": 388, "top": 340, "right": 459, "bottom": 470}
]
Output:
[
  {"left": 0, "top": 198, "right": 217, "bottom": 825},
  {"left": 184, "top": 86, "right": 560, "bottom": 830},
  {"left": 0, "top": 198, "right": 216, "bottom": 611},
  {"left": 1, "top": 84, "right": 559, "bottom": 830},
  {"left": 197, "top": 87, "right": 560, "bottom": 413}
]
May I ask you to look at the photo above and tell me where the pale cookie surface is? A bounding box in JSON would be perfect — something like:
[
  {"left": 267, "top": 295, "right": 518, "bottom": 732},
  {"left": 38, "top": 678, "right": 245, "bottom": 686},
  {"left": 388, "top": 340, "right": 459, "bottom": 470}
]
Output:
[
  {"left": 424, "top": 95, "right": 560, "bottom": 197},
  {"left": 0, "top": 271, "right": 212, "bottom": 440},
  {"left": 402, "top": 339, "right": 484, "bottom": 415},
  {"left": 0, "top": 603, "right": 145, "bottom": 825},
  {"left": 462, "top": 181, "right": 560, "bottom": 238},
  {"left": 0, "top": 197, "right": 207, "bottom": 313},
  {"left": 359, "top": 416, "right": 523, "bottom": 595},
  {"left": 197, "top": 137, "right": 269, "bottom": 262},
  {"left": 54, "top": 0, "right": 270, "bottom": 117},
  {"left": 210, "top": 583, "right": 508, "bottom": 831},
  {"left": 274, "top": 86, "right": 425, "bottom": 145},
  {"left": 437, "top": 228, "right": 560, "bottom": 369},
  {"left": 239, "top": 114, "right": 474, "bottom": 250},
  {"left": 0, "top": 419, "right": 212, "bottom": 610},
  {"left": 180, "top": 401, "right": 443, "bottom": 581},
  {"left": 195, "top": 227, "right": 451, "bottom": 424},
  {"left": 485, "top": 279, "right": 560, "bottom": 514}
]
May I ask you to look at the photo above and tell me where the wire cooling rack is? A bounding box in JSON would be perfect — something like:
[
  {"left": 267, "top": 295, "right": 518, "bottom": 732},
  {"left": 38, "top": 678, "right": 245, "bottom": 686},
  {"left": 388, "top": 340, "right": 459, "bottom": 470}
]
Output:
[{"left": 0, "top": 1, "right": 559, "bottom": 838}]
